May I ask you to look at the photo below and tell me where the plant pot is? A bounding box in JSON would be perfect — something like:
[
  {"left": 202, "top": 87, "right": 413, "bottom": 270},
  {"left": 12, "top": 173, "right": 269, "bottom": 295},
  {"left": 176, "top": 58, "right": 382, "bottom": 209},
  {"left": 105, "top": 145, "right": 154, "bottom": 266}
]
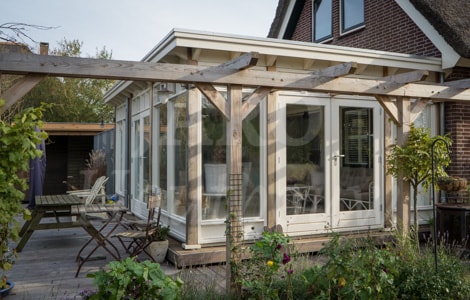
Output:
[
  {"left": 204, "top": 164, "right": 226, "bottom": 194},
  {"left": 146, "top": 240, "right": 169, "bottom": 263},
  {"left": 0, "top": 280, "right": 14, "bottom": 298},
  {"left": 437, "top": 177, "right": 467, "bottom": 192}
]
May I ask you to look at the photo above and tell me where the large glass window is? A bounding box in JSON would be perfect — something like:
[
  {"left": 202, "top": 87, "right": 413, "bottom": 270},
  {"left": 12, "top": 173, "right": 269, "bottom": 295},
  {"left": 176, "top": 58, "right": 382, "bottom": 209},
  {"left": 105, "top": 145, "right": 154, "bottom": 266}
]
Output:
[
  {"left": 172, "top": 93, "right": 188, "bottom": 217},
  {"left": 341, "top": 0, "right": 365, "bottom": 33},
  {"left": 115, "top": 119, "right": 126, "bottom": 197},
  {"left": 159, "top": 105, "right": 168, "bottom": 211},
  {"left": 313, "top": 0, "right": 333, "bottom": 42}
]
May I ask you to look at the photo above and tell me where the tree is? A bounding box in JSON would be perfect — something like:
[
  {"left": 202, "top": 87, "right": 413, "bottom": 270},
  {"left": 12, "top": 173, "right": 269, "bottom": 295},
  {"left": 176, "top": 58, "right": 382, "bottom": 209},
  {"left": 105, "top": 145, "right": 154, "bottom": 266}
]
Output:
[
  {"left": 22, "top": 39, "right": 115, "bottom": 123},
  {"left": 386, "top": 124, "right": 452, "bottom": 230}
]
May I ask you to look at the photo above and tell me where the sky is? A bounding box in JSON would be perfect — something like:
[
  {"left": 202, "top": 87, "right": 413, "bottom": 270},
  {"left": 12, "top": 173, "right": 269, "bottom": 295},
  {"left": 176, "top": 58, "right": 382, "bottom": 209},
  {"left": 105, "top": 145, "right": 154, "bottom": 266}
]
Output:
[{"left": 1, "top": 0, "right": 279, "bottom": 61}]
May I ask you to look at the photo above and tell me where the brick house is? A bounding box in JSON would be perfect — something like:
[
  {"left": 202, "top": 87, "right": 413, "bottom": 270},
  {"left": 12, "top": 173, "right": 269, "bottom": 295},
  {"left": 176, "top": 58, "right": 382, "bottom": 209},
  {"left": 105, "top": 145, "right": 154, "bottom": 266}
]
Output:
[{"left": 269, "top": 0, "right": 470, "bottom": 216}]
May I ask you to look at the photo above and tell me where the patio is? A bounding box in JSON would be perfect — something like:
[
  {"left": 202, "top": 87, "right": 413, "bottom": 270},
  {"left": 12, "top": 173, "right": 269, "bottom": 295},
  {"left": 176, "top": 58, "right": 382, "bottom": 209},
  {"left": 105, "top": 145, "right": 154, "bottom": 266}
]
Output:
[{"left": 6, "top": 211, "right": 226, "bottom": 299}]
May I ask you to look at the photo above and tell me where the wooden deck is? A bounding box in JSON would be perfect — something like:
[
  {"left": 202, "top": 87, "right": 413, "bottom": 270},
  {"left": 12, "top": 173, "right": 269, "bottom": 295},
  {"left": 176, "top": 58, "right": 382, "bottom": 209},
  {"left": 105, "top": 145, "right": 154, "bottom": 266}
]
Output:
[{"left": 7, "top": 208, "right": 396, "bottom": 299}]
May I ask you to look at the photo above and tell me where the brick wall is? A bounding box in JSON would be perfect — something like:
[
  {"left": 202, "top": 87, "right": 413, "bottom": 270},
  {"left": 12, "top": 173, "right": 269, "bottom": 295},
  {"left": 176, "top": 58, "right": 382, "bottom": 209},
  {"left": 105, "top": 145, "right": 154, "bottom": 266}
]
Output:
[
  {"left": 291, "top": 0, "right": 440, "bottom": 57},
  {"left": 288, "top": 0, "right": 470, "bottom": 201}
]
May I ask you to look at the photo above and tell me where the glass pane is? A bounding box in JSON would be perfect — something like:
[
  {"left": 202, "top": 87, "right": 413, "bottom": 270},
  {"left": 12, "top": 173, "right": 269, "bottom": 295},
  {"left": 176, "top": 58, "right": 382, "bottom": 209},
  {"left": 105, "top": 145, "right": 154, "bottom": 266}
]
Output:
[
  {"left": 339, "top": 107, "right": 373, "bottom": 211},
  {"left": 173, "top": 93, "right": 188, "bottom": 217},
  {"left": 286, "top": 104, "right": 325, "bottom": 215},
  {"left": 202, "top": 96, "right": 227, "bottom": 220},
  {"left": 159, "top": 105, "right": 168, "bottom": 211},
  {"left": 115, "top": 120, "right": 125, "bottom": 194},
  {"left": 314, "top": 0, "right": 333, "bottom": 42},
  {"left": 342, "top": 0, "right": 364, "bottom": 32},
  {"left": 143, "top": 116, "right": 150, "bottom": 204},
  {"left": 243, "top": 105, "right": 260, "bottom": 218},
  {"left": 132, "top": 119, "right": 141, "bottom": 200}
]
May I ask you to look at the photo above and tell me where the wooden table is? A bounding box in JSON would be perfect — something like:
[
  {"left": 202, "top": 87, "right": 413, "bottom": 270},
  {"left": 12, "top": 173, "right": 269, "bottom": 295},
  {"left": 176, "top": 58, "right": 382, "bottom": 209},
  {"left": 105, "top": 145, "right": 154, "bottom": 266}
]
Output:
[
  {"left": 16, "top": 194, "right": 84, "bottom": 252},
  {"left": 72, "top": 204, "right": 128, "bottom": 277}
]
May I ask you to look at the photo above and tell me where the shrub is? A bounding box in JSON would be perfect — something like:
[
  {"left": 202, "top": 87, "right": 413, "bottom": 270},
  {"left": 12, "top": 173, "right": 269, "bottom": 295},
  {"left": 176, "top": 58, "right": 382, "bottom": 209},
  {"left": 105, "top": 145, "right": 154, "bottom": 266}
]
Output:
[
  {"left": 87, "top": 257, "right": 183, "bottom": 300},
  {"left": 302, "top": 232, "right": 470, "bottom": 300}
]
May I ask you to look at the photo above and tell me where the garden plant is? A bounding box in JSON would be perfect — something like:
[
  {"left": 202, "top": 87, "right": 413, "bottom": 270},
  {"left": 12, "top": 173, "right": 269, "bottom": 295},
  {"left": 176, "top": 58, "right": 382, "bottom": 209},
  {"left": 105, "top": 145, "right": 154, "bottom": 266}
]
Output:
[{"left": 0, "top": 102, "right": 48, "bottom": 291}]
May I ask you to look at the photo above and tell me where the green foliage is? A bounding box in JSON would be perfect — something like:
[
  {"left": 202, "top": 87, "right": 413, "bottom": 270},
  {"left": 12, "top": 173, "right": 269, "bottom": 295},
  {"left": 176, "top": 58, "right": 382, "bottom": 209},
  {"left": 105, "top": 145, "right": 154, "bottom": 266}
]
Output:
[
  {"left": 22, "top": 39, "right": 115, "bottom": 123},
  {"left": 0, "top": 102, "right": 48, "bottom": 287},
  {"left": 302, "top": 232, "right": 470, "bottom": 300},
  {"left": 386, "top": 124, "right": 452, "bottom": 227},
  {"left": 239, "top": 231, "right": 294, "bottom": 300},
  {"left": 87, "top": 257, "right": 183, "bottom": 300}
]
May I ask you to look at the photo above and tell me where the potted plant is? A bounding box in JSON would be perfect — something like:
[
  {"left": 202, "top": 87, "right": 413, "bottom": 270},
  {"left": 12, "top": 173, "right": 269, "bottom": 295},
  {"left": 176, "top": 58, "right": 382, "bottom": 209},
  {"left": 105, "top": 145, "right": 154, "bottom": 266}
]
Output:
[
  {"left": 386, "top": 124, "right": 452, "bottom": 231},
  {"left": 0, "top": 102, "right": 48, "bottom": 296},
  {"left": 436, "top": 176, "right": 467, "bottom": 192},
  {"left": 87, "top": 257, "right": 183, "bottom": 299},
  {"left": 146, "top": 225, "right": 170, "bottom": 263}
]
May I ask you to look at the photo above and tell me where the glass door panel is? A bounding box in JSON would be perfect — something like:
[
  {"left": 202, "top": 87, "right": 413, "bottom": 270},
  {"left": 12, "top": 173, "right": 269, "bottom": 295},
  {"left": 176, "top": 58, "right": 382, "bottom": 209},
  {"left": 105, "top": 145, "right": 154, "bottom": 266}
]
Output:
[
  {"left": 339, "top": 107, "right": 373, "bottom": 212},
  {"left": 285, "top": 104, "right": 325, "bottom": 215}
]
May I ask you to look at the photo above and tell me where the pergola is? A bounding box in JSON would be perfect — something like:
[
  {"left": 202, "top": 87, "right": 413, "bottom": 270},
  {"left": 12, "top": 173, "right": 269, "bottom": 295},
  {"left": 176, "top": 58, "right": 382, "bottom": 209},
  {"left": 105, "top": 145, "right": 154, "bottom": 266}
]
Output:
[{"left": 2, "top": 30, "right": 470, "bottom": 286}]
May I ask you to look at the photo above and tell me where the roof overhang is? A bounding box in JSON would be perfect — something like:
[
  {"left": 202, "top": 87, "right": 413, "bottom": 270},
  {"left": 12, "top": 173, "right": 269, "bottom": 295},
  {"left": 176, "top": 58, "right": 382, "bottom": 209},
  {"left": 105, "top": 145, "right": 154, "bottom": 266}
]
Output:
[
  {"left": 104, "top": 28, "right": 443, "bottom": 105},
  {"left": 43, "top": 123, "right": 114, "bottom": 136}
]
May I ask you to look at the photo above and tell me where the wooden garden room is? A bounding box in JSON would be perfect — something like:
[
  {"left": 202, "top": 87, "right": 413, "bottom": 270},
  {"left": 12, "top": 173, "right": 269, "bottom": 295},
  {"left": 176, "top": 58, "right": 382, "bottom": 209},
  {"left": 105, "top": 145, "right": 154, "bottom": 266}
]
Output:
[{"left": 2, "top": 29, "right": 470, "bottom": 265}]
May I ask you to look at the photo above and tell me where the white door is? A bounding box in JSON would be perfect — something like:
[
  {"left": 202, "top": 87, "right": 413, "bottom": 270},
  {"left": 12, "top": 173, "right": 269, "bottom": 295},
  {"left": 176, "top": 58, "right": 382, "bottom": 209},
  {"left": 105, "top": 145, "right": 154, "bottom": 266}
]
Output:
[{"left": 277, "top": 93, "right": 383, "bottom": 236}]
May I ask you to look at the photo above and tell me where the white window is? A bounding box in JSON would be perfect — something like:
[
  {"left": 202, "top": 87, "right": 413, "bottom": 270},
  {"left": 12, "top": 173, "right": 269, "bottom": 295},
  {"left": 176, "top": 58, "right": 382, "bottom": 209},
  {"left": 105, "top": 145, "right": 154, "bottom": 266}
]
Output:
[
  {"left": 341, "top": 0, "right": 365, "bottom": 33},
  {"left": 313, "top": 0, "right": 333, "bottom": 42}
]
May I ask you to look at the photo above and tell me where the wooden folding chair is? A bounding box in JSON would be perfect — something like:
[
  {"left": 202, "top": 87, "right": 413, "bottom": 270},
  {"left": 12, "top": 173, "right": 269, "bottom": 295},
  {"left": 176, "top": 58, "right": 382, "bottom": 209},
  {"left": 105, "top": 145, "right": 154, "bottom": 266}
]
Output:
[{"left": 113, "top": 195, "right": 162, "bottom": 261}]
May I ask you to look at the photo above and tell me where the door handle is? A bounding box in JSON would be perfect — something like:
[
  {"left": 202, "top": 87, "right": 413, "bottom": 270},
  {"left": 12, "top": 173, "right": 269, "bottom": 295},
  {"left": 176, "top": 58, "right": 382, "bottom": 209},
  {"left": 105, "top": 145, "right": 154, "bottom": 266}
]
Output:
[{"left": 333, "top": 154, "right": 345, "bottom": 161}]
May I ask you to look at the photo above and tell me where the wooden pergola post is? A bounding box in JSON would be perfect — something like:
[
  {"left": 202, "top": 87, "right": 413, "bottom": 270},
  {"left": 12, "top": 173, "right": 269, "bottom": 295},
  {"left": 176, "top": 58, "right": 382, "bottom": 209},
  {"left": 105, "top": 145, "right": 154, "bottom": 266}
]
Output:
[{"left": 396, "top": 96, "right": 411, "bottom": 233}]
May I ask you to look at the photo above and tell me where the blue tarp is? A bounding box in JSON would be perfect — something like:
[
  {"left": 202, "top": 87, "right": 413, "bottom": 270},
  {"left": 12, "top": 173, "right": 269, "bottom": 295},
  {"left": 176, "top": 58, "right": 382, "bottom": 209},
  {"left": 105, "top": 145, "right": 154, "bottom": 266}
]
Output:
[{"left": 27, "top": 127, "right": 46, "bottom": 209}]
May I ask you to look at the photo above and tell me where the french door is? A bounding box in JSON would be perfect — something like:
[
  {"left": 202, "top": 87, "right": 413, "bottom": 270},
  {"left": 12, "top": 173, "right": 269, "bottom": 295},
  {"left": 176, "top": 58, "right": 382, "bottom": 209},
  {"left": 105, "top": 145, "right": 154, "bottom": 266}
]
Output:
[{"left": 277, "top": 93, "right": 383, "bottom": 236}]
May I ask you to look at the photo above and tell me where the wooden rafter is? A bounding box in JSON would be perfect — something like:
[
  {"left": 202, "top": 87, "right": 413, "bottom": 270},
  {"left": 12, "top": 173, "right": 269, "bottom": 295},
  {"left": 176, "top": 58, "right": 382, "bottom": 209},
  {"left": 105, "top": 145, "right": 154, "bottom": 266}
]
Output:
[
  {"left": 442, "top": 78, "right": 470, "bottom": 89},
  {"left": 2, "top": 52, "right": 470, "bottom": 100},
  {"left": 241, "top": 86, "right": 272, "bottom": 120},
  {"left": 195, "top": 82, "right": 229, "bottom": 119},
  {"left": 376, "top": 95, "right": 400, "bottom": 125},
  {"left": 193, "top": 52, "right": 260, "bottom": 120},
  {"left": 216, "top": 51, "right": 259, "bottom": 70},
  {"left": 0, "top": 74, "right": 44, "bottom": 113},
  {"left": 313, "top": 62, "right": 357, "bottom": 77},
  {"left": 374, "top": 71, "right": 430, "bottom": 125},
  {"left": 410, "top": 99, "right": 428, "bottom": 123},
  {"left": 382, "top": 70, "right": 428, "bottom": 84}
]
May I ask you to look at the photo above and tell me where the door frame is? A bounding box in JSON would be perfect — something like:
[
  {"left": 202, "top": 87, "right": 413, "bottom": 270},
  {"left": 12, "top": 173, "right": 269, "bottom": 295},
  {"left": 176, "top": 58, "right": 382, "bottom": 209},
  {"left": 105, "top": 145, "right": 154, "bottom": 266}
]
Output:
[{"left": 276, "top": 92, "right": 384, "bottom": 236}]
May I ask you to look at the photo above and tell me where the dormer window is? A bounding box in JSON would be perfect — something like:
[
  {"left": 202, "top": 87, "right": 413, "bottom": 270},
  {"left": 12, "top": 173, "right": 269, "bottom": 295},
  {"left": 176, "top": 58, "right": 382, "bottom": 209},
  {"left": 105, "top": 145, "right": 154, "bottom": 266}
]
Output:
[
  {"left": 341, "top": 0, "right": 365, "bottom": 34},
  {"left": 313, "top": 0, "right": 332, "bottom": 42}
]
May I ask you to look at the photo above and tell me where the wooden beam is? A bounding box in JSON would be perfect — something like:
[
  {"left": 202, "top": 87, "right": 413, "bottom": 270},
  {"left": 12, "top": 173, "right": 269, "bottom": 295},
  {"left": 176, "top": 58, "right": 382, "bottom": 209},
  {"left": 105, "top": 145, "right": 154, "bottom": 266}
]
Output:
[
  {"left": 442, "top": 78, "right": 470, "bottom": 89},
  {"left": 312, "top": 62, "right": 357, "bottom": 77},
  {"left": 410, "top": 99, "right": 429, "bottom": 123},
  {"left": 381, "top": 70, "right": 428, "bottom": 84},
  {"left": 375, "top": 95, "right": 400, "bottom": 125},
  {"left": 0, "top": 74, "right": 45, "bottom": 113},
  {"left": 184, "top": 87, "right": 201, "bottom": 249},
  {"left": 266, "top": 55, "right": 277, "bottom": 67},
  {"left": 396, "top": 97, "right": 411, "bottom": 234},
  {"left": 2, "top": 52, "right": 470, "bottom": 100},
  {"left": 216, "top": 52, "right": 259, "bottom": 70},
  {"left": 194, "top": 83, "right": 229, "bottom": 120},
  {"left": 241, "top": 86, "right": 272, "bottom": 120}
]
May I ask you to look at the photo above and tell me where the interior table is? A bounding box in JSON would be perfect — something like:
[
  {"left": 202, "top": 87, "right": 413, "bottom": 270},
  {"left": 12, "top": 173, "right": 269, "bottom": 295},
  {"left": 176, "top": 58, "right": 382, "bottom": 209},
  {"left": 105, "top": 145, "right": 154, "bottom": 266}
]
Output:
[
  {"left": 16, "top": 194, "right": 84, "bottom": 252},
  {"left": 72, "top": 204, "right": 128, "bottom": 277}
]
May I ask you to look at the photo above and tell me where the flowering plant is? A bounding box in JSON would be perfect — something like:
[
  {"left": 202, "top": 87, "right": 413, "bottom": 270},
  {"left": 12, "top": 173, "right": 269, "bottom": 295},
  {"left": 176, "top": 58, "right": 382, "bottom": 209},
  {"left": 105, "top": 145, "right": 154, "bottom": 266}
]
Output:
[{"left": 240, "top": 230, "right": 294, "bottom": 300}]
